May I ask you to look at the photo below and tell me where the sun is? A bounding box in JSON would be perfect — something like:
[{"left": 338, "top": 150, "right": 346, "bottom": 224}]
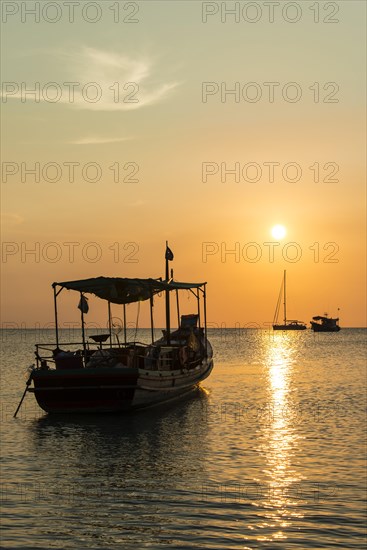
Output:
[{"left": 271, "top": 224, "right": 286, "bottom": 240}]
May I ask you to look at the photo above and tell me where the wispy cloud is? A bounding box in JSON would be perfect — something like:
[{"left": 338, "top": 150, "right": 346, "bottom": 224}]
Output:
[
  {"left": 70, "top": 136, "right": 133, "bottom": 145},
  {"left": 1, "top": 213, "right": 24, "bottom": 226},
  {"left": 1, "top": 47, "right": 180, "bottom": 111}
]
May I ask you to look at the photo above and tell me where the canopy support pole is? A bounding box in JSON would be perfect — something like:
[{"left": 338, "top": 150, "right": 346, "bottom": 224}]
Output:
[
  {"left": 123, "top": 304, "right": 127, "bottom": 345},
  {"left": 176, "top": 289, "right": 180, "bottom": 328},
  {"left": 108, "top": 301, "right": 112, "bottom": 346},
  {"left": 203, "top": 285, "right": 208, "bottom": 355},
  {"left": 197, "top": 289, "right": 201, "bottom": 329}
]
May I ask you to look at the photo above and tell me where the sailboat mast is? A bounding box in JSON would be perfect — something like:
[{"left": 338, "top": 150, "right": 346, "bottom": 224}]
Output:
[
  {"left": 165, "top": 241, "right": 171, "bottom": 345},
  {"left": 283, "top": 270, "right": 287, "bottom": 324}
]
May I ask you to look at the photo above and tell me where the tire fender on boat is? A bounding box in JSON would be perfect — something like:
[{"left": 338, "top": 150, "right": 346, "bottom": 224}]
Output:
[{"left": 179, "top": 346, "right": 188, "bottom": 366}]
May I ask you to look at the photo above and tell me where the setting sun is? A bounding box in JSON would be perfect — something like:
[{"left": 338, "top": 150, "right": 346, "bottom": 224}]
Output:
[{"left": 271, "top": 224, "right": 287, "bottom": 240}]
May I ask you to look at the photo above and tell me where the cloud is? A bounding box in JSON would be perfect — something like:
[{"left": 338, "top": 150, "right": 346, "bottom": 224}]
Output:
[
  {"left": 70, "top": 136, "right": 133, "bottom": 145},
  {"left": 1, "top": 47, "right": 180, "bottom": 111},
  {"left": 1, "top": 213, "right": 24, "bottom": 226}
]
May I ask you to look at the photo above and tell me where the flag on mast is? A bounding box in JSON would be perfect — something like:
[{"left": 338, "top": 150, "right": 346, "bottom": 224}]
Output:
[
  {"left": 78, "top": 294, "right": 89, "bottom": 314},
  {"left": 165, "top": 245, "right": 174, "bottom": 261}
]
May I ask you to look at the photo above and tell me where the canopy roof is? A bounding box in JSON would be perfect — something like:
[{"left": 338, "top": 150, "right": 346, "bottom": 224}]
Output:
[
  {"left": 53, "top": 277, "right": 206, "bottom": 305},
  {"left": 312, "top": 315, "right": 338, "bottom": 321}
]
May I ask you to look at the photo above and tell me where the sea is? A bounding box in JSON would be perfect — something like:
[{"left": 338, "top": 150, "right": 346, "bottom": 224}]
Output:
[{"left": 1, "top": 328, "right": 366, "bottom": 549}]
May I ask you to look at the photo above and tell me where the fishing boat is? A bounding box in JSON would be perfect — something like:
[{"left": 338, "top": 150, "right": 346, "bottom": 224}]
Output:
[
  {"left": 15, "top": 246, "right": 214, "bottom": 415},
  {"left": 272, "top": 270, "right": 306, "bottom": 331},
  {"left": 310, "top": 314, "right": 341, "bottom": 332}
]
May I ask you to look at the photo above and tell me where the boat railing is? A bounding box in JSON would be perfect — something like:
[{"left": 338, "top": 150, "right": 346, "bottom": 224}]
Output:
[
  {"left": 35, "top": 341, "right": 149, "bottom": 354},
  {"left": 35, "top": 341, "right": 206, "bottom": 371},
  {"left": 34, "top": 342, "right": 149, "bottom": 369}
]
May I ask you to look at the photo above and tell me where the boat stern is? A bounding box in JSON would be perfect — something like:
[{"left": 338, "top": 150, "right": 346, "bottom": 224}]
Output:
[{"left": 31, "top": 367, "right": 139, "bottom": 413}]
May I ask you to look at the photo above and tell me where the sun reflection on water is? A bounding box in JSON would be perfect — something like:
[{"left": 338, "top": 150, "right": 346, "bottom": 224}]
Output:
[{"left": 255, "top": 332, "right": 306, "bottom": 542}]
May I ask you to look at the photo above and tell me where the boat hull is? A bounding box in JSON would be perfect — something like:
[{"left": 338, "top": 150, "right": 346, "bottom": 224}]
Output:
[
  {"left": 273, "top": 324, "right": 307, "bottom": 331},
  {"left": 310, "top": 322, "right": 340, "bottom": 332},
  {"left": 30, "top": 360, "right": 213, "bottom": 413}
]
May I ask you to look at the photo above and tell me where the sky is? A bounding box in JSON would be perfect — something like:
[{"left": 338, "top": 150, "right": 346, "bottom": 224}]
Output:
[{"left": 1, "top": 0, "right": 366, "bottom": 328}]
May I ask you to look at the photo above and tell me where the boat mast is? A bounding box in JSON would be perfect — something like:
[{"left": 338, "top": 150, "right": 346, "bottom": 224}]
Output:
[
  {"left": 165, "top": 241, "right": 171, "bottom": 345},
  {"left": 273, "top": 276, "right": 282, "bottom": 325},
  {"left": 283, "top": 270, "right": 287, "bottom": 324},
  {"left": 80, "top": 292, "right": 87, "bottom": 359}
]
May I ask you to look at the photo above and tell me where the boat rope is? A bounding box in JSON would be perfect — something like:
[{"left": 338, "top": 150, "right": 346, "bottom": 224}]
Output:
[{"left": 134, "top": 301, "right": 140, "bottom": 342}]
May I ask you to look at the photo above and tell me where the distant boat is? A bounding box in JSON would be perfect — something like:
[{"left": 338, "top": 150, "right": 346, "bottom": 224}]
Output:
[
  {"left": 310, "top": 314, "right": 341, "bottom": 332},
  {"left": 272, "top": 270, "right": 306, "bottom": 331}
]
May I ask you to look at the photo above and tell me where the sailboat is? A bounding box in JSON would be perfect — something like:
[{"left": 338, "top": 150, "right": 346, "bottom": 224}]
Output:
[{"left": 272, "top": 270, "right": 306, "bottom": 331}]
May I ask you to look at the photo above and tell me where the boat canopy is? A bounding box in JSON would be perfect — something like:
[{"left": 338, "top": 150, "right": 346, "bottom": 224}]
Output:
[
  {"left": 312, "top": 315, "right": 338, "bottom": 322},
  {"left": 52, "top": 277, "right": 206, "bottom": 305}
]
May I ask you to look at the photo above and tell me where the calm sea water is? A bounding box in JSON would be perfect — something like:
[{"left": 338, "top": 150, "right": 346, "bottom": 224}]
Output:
[{"left": 1, "top": 328, "right": 366, "bottom": 549}]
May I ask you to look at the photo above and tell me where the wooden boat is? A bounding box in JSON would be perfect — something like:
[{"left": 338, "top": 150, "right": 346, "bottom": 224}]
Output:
[
  {"left": 310, "top": 314, "right": 341, "bottom": 332},
  {"left": 20, "top": 247, "right": 214, "bottom": 414},
  {"left": 272, "top": 270, "right": 306, "bottom": 331}
]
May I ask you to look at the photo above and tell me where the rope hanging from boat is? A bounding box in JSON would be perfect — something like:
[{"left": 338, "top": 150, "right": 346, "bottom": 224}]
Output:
[{"left": 134, "top": 301, "right": 140, "bottom": 342}]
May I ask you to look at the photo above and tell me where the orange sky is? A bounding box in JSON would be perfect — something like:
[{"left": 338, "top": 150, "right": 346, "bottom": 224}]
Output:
[{"left": 1, "top": 1, "right": 366, "bottom": 327}]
